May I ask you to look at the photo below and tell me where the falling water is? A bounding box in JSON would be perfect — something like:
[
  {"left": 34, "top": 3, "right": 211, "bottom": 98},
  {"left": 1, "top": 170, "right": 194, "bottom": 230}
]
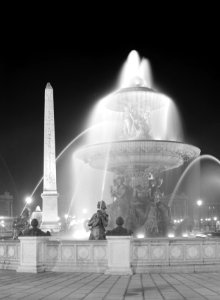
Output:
[
  {"left": 100, "top": 147, "right": 111, "bottom": 200},
  {"left": 168, "top": 154, "right": 220, "bottom": 208},
  {"left": 118, "top": 50, "right": 153, "bottom": 88},
  {"left": 30, "top": 123, "right": 105, "bottom": 199}
]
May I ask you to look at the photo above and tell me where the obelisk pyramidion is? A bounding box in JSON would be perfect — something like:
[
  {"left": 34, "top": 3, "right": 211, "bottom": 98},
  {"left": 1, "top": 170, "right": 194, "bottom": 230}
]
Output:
[{"left": 41, "top": 83, "right": 59, "bottom": 232}]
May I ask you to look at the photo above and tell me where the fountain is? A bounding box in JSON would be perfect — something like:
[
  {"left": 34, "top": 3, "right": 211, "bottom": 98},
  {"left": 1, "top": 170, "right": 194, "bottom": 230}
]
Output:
[
  {"left": 4, "top": 50, "right": 220, "bottom": 275},
  {"left": 73, "top": 50, "right": 201, "bottom": 237}
]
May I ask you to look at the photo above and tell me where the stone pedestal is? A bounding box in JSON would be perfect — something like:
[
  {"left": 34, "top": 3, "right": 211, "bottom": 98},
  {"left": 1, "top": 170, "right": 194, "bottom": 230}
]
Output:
[
  {"left": 17, "top": 237, "right": 49, "bottom": 273},
  {"left": 41, "top": 192, "right": 60, "bottom": 232},
  {"left": 105, "top": 236, "right": 133, "bottom": 275}
]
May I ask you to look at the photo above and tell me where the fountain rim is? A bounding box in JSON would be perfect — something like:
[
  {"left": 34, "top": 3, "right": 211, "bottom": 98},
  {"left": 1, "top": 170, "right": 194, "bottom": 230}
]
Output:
[
  {"left": 74, "top": 139, "right": 201, "bottom": 153},
  {"left": 111, "top": 86, "right": 170, "bottom": 98},
  {"left": 114, "top": 86, "right": 156, "bottom": 93}
]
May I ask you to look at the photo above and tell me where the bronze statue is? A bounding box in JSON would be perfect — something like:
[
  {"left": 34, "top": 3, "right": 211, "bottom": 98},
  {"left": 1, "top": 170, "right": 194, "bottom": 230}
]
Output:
[
  {"left": 22, "top": 219, "right": 51, "bottom": 236},
  {"left": 88, "top": 200, "right": 108, "bottom": 240},
  {"left": 106, "top": 216, "right": 132, "bottom": 236}
]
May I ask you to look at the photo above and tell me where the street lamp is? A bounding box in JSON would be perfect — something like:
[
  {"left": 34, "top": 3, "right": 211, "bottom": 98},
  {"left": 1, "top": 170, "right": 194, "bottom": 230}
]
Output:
[
  {"left": 196, "top": 199, "right": 203, "bottom": 230},
  {"left": 196, "top": 199, "right": 203, "bottom": 207},
  {"left": 25, "top": 197, "right": 32, "bottom": 205}
]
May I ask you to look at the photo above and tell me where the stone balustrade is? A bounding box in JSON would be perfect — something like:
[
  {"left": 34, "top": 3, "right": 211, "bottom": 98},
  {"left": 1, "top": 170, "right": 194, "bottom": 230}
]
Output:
[
  {"left": 132, "top": 238, "right": 220, "bottom": 273},
  {"left": 1, "top": 237, "right": 220, "bottom": 274},
  {"left": 45, "top": 239, "right": 107, "bottom": 272},
  {"left": 0, "top": 240, "right": 20, "bottom": 270}
]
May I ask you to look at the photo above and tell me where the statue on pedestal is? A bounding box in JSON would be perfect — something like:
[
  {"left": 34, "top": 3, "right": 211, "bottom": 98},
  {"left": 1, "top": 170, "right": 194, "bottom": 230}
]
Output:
[
  {"left": 22, "top": 219, "right": 51, "bottom": 236},
  {"left": 106, "top": 216, "right": 132, "bottom": 236}
]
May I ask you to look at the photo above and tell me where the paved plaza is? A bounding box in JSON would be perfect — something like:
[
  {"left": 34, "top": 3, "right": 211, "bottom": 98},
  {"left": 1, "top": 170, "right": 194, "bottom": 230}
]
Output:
[{"left": 1, "top": 271, "right": 220, "bottom": 299}]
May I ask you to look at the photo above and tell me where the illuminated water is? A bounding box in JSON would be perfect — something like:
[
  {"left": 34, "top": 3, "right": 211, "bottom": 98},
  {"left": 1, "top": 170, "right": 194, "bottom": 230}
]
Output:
[
  {"left": 169, "top": 155, "right": 220, "bottom": 207},
  {"left": 67, "top": 50, "right": 200, "bottom": 238}
]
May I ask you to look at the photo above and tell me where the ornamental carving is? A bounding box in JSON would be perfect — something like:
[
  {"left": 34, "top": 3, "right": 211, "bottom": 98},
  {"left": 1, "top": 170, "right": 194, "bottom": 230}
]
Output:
[
  {"left": 203, "top": 245, "right": 215, "bottom": 258},
  {"left": 0, "top": 246, "right": 4, "bottom": 256},
  {"left": 186, "top": 246, "right": 200, "bottom": 259},
  {"left": 93, "top": 246, "right": 106, "bottom": 260},
  {"left": 62, "top": 246, "right": 74, "bottom": 260},
  {"left": 151, "top": 246, "right": 166, "bottom": 259},
  {"left": 7, "top": 246, "right": 15, "bottom": 257},
  {"left": 77, "top": 246, "right": 90, "bottom": 260},
  {"left": 133, "top": 246, "right": 148, "bottom": 259},
  {"left": 47, "top": 246, "right": 58, "bottom": 259},
  {"left": 170, "top": 246, "right": 182, "bottom": 259}
]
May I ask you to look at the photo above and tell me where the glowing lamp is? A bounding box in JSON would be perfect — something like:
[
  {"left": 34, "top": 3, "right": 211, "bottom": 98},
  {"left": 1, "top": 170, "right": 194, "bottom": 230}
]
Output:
[
  {"left": 136, "top": 233, "right": 145, "bottom": 239},
  {"left": 182, "top": 233, "right": 188, "bottom": 238},
  {"left": 25, "top": 197, "right": 32, "bottom": 205},
  {"left": 196, "top": 199, "right": 203, "bottom": 206}
]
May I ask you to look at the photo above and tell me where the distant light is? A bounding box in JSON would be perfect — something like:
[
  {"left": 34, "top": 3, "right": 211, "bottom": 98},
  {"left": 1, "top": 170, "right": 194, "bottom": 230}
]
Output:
[
  {"left": 196, "top": 199, "right": 203, "bottom": 206},
  {"left": 57, "top": 216, "right": 60, "bottom": 221},
  {"left": 72, "top": 229, "right": 90, "bottom": 240},
  {"left": 35, "top": 206, "right": 41, "bottom": 212},
  {"left": 82, "top": 209, "right": 87, "bottom": 214},
  {"left": 70, "top": 220, "right": 77, "bottom": 226},
  {"left": 25, "top": 197, "right": 32, "bottom": 204},
  {"left": 168, "top": 233, "right": 175, "bottom": 238},
  {"left": 213, "top": 217, "right": 218, "bottom": 221},
  {"left": 136, "top": 233, "right": 145, "bottom": 239},
  {"left": 64, "top": 214, "right": 69, "bottom": 219},
  {"left": 182, "top": 233, "right": 188, "bottom": 238}
]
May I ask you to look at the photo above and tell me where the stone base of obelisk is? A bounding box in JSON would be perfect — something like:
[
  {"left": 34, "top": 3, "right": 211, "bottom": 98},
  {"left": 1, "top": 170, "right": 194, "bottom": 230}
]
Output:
[
  {"left": 41, "top": 221, "right": 60, "bottom": 233},
  {"left": 41, "top": 192, "right": 60, "bottom": 233}
]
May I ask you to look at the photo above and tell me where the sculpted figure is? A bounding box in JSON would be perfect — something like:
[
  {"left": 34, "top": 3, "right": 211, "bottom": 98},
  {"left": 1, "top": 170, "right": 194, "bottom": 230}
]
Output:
[
  {"left": 22, "top": 219, "right": 51, "bottom": 236},
  {"left": 88, "top": 200, "right": 108, "bottom": 240},
  {"left": 106, "top": 216, "right": 132, "bottom": 236}
]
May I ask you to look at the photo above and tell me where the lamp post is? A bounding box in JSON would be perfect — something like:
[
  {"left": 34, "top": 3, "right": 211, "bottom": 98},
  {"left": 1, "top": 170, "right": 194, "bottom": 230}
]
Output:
[{"left": 196, "top": 199, "right": 203, "bottom": 231}]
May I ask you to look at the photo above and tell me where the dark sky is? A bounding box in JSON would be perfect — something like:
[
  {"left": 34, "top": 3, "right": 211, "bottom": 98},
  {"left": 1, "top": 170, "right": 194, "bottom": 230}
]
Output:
[{"left": 1, "top": 18, "right": 220, "bottom": 213}]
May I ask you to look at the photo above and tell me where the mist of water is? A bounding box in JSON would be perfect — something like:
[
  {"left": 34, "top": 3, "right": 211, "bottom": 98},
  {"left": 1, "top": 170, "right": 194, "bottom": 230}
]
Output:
[
  {"left": 118, "top": 50, "right": 153, "bottom": 88},
  {"left": 169, "top": 155, "right": 220, "bottom": 208}
]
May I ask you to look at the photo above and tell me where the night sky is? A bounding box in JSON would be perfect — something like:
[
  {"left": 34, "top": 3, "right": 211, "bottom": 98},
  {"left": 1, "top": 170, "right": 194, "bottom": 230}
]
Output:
[{"left": 1, "top": 19, "right": 220, "bottom": 214}]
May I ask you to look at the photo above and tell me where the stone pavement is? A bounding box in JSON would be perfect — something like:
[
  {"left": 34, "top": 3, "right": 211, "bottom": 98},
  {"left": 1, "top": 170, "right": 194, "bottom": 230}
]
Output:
[{"left": 1, "top": 271, "right": 220, "bottom": 300}]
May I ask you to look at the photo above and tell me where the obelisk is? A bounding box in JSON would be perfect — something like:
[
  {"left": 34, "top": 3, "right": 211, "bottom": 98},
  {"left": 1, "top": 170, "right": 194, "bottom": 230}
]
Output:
[{"left": 41, "top": 83, "right": 59, "bottom": 232}]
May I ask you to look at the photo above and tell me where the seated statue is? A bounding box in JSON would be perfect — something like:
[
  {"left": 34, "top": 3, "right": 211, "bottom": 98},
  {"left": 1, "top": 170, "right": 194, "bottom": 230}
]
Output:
[
  {"left": 22, "top": 219, "right": 51, "bottom": 236},
  {"left": 106, "top": 216, "right": 132, "bottom": 236},
  {"left": 88, "top": 200, "right": 109, "bottom": 240}
]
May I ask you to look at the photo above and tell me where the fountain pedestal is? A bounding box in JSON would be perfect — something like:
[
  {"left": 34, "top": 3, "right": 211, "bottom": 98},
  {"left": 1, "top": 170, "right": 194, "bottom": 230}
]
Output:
[{"left": 105, "top": 236, "right": 133, "bottom": 275}]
